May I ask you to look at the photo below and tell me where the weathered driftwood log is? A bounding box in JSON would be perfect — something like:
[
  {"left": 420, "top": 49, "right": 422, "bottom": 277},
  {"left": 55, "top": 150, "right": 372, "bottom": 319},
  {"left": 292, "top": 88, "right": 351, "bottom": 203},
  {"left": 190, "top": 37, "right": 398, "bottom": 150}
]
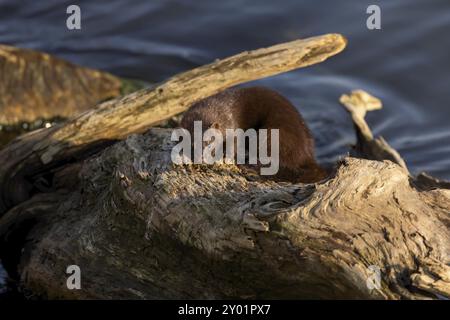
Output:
[
  {"left": 0, "top": 44, "right": 123, "bottom": 126},
  {"left": 0, "top": 34, "right": 347, "bottom": 215},
  {"left": 0, "top": 89, "right": 449, "bottom": 299},
  {"left": 1, "top": 35, "right": 449, "bottom": 300},
  {"left": 1, "top": 127, "right": 449, "bottom": 299},
  {"left": 340, "top": 90, "right": 408, "bottom": 170},
  {"left": 0, "top": 45, "right": 144, "bottom": 149}
]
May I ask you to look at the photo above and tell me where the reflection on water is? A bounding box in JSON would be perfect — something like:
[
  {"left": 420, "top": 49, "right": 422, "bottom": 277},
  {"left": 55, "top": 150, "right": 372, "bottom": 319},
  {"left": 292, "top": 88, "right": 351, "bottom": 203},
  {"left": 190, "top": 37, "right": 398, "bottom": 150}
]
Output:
[{"left": 0, "top": 0, "right": 450, "bottom": 296}]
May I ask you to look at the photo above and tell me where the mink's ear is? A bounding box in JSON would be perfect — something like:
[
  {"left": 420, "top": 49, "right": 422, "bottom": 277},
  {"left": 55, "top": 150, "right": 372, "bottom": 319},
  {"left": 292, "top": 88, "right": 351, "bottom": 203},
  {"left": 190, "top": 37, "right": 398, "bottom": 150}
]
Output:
[{"left": 210, "top": 122, "right": 221, "bottom": 130}]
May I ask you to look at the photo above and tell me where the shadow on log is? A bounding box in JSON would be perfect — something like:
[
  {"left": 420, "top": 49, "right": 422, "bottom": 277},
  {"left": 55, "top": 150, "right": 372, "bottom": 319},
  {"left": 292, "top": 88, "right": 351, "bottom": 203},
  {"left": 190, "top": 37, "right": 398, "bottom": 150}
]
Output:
[{"left": 0, "top": 34, "right": 449, "bottom": 299}]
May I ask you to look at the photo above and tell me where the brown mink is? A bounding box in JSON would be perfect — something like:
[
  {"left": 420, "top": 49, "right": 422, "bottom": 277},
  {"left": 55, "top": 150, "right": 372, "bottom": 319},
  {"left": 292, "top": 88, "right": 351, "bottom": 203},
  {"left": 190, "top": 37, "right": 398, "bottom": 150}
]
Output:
[{"left": 180, "top": 86, "right": 327, "bottom": 183}]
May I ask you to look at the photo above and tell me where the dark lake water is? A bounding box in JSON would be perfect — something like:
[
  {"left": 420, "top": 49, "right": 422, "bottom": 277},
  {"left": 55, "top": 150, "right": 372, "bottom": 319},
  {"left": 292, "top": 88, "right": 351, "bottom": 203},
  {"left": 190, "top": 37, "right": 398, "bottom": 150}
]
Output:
[{"left": 0, "top": 0, "right": 449, "bottom": 296}]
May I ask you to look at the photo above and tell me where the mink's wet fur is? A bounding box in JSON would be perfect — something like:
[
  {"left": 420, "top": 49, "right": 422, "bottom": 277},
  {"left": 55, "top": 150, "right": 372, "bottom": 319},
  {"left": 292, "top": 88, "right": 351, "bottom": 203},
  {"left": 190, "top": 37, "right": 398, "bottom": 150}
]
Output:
[{"left": 181, "top": 86, "right": 328, "bottom": 183}]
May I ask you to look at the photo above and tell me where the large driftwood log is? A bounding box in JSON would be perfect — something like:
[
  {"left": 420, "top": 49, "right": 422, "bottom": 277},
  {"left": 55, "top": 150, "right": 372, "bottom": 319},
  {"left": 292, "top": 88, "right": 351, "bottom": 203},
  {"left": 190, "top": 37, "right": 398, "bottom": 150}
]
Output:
[
  {"left": 340, "top": 90, "right": 408, "bottom": 170},
  {"left": 0, "top": 35, "right": 449, "bottom": 299},
  {"left": 0, "top": 45, "right": 144, "bottom": 149},
  {"left": 1, "top": 126, "right": 449, "bottom": 299},
  {"left": 0, "top": 89, "right": 449, "bottom": 299},
  {"left": 0, "top": 34, "right": 347, "bottom": 215}
]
